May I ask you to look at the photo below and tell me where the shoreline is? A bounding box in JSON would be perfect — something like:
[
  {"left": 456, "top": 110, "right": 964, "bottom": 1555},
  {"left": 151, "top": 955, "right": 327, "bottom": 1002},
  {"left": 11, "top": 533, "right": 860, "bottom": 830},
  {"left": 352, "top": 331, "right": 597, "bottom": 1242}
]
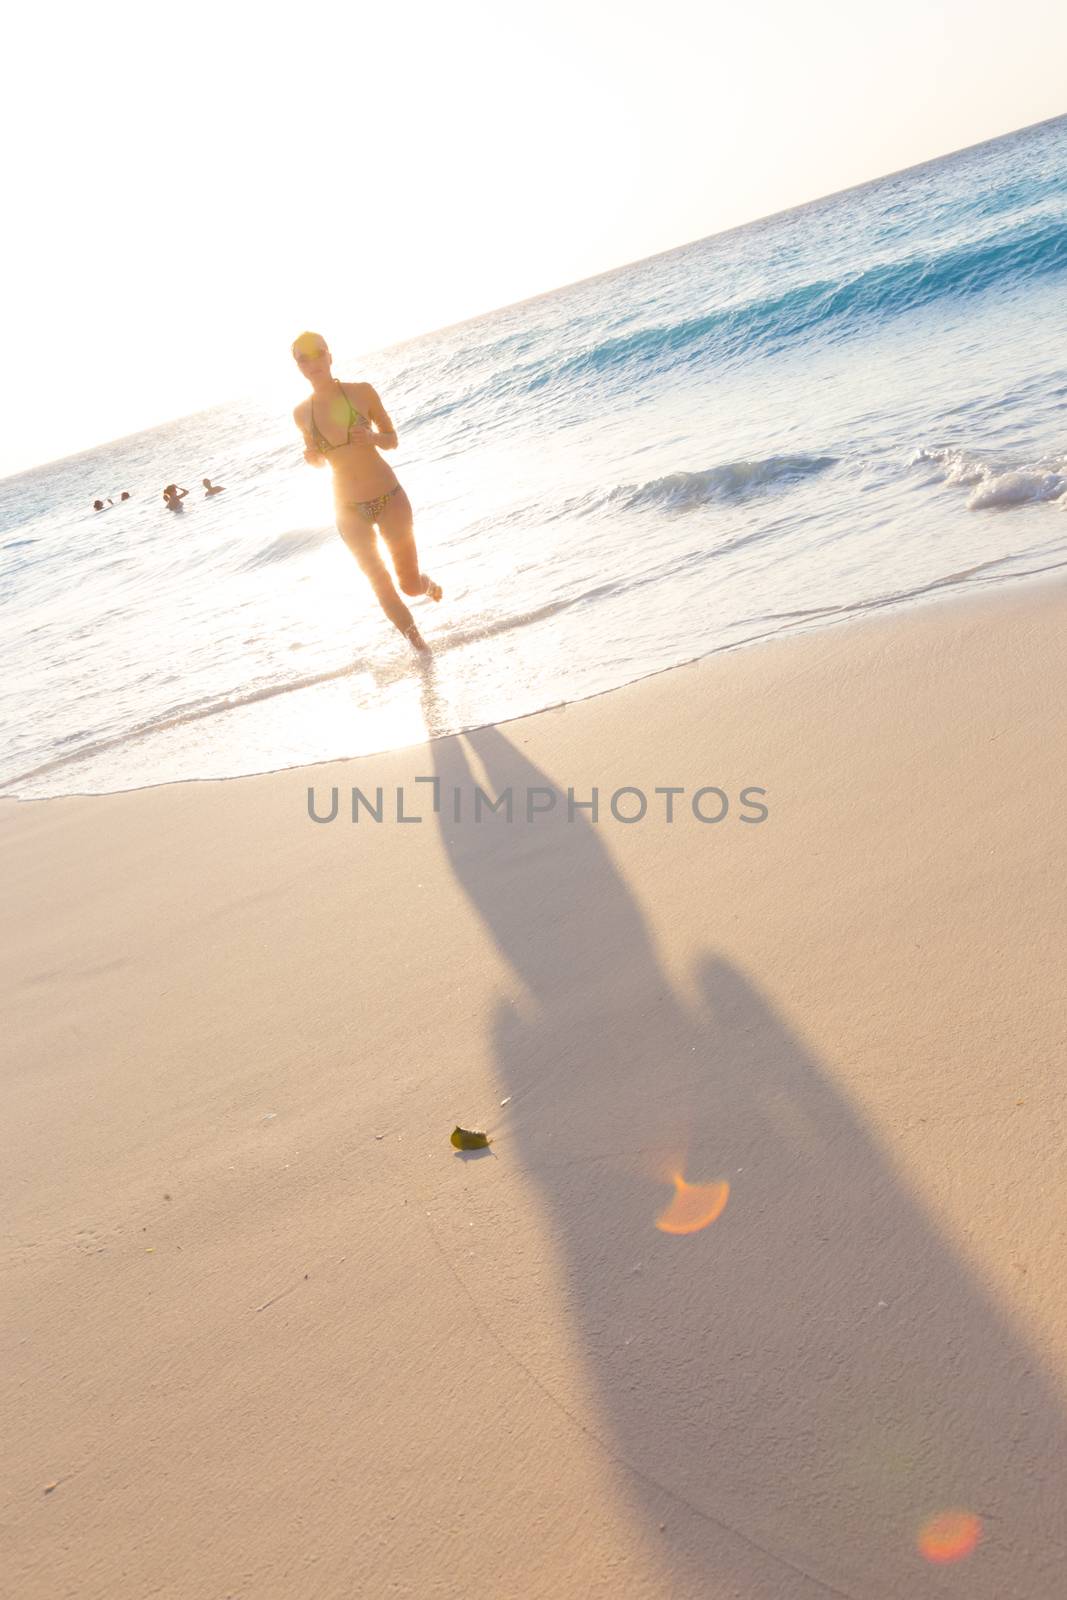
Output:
[{"left": 5, "top": 557, "right": 1067, "bottom": 806}]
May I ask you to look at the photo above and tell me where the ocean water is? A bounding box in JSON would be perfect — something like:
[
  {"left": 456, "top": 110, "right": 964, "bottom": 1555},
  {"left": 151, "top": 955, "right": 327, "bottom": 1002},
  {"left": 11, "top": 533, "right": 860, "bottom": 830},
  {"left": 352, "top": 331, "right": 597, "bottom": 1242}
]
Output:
[{"left": 3, "top": 114, "right": 1066, "bottom": 798}]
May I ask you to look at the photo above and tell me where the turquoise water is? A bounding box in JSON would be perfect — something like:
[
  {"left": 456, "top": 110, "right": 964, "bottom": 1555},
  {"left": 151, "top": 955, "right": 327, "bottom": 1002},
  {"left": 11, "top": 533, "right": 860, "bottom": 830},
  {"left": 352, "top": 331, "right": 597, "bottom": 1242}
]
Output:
[{"left": 2, "top": 113, "right": 1065, "bottom": 797}]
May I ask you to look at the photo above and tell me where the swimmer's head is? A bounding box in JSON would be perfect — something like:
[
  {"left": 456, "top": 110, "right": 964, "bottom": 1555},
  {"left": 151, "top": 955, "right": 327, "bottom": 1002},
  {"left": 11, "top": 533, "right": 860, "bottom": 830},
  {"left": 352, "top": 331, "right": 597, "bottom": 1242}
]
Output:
[
  {"left": 292, "top": 330, "right": 331, "bottom": 376},
  {"left": 93, "top": 499, "right": 104, "bottom": 511}
]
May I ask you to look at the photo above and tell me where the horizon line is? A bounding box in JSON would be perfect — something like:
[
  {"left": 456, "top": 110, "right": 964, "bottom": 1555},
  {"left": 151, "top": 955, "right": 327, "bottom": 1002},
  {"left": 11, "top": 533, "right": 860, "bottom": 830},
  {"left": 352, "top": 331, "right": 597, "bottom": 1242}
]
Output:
[{"left": 3, "top": 106, "right": 1063, "bottom": 485}]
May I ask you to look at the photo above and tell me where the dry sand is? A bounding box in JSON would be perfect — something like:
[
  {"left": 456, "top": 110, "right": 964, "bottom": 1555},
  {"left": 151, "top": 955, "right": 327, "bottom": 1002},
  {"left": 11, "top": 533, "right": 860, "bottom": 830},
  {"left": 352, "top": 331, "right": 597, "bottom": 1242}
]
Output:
[{"left": 3, "top": 578, "right": 1066, "bottom": 1598}]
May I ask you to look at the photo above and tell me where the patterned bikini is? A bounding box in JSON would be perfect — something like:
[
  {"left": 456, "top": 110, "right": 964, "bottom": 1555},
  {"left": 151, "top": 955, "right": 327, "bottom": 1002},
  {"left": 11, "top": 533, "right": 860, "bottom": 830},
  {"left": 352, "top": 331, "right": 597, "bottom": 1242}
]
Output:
[{"left": 308, "top": 381, "right": 402, "bottom": 524}]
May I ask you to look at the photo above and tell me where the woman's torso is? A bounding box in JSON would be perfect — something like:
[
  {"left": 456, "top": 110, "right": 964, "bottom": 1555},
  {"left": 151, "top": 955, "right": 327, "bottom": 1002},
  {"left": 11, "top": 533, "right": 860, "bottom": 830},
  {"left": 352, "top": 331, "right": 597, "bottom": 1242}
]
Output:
[{"left": 300, "top": 380, "right": 398, "bottom": 501}]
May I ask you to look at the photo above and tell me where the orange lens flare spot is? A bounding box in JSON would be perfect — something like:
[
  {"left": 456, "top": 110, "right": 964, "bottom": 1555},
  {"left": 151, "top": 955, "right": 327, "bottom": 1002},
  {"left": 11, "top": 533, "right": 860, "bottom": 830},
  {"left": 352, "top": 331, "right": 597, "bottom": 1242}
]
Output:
[
  {"left": 918, "top": 1510, "right": 981, "bottom": 1564},
  {"left": 656, "top": 1174, "right": 729, "bottom": 1235}
]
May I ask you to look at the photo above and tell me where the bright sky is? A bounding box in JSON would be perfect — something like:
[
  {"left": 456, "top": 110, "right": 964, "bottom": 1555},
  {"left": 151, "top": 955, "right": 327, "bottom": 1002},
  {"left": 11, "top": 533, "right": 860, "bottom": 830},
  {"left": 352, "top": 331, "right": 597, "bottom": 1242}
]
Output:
[{"left": 2, "top": 0, "right": 1064, "bottom": 477}]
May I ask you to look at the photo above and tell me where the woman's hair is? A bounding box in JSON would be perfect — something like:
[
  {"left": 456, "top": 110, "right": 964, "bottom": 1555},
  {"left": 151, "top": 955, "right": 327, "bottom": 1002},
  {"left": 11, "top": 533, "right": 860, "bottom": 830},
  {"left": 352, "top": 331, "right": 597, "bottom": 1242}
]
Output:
[
  {"left": 163, "top": 484, "right": 175, "bottom": 499},
  {"left": 291, "top": 330, "right": 328, "bottom": 358}
]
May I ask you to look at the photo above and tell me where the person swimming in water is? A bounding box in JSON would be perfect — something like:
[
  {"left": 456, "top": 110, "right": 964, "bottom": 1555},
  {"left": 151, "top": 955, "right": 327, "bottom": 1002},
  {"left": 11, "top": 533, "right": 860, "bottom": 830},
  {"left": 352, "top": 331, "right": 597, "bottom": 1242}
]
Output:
[
  {"left": 202, "top": 478, "right": 225, "bottom": 496},
  {"left": 163, "top": 484, "right": 188, "bottom": 512},
  {"left": 291, "top": 331, "right": 442, "bottom": 654}
]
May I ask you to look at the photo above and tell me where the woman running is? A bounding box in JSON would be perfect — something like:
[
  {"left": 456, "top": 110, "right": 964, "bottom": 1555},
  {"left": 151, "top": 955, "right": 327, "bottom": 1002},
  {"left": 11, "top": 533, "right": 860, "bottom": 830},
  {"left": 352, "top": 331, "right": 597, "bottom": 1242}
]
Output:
[{"left": 291, "top": 331, "right": 442, "bottom": 653}]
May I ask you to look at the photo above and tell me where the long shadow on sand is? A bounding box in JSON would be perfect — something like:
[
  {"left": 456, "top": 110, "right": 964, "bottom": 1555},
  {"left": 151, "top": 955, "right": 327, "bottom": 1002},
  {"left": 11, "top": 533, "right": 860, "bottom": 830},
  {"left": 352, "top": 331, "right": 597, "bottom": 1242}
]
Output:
[{"left": 424, "top": 706, "right": 1065, "bottom": 1598}]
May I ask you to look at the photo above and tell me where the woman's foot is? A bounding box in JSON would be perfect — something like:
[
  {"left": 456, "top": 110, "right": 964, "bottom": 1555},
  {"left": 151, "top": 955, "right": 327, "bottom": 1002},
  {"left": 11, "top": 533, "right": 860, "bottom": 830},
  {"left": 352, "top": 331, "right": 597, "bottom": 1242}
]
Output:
[
  {"left": 422, "top": 575, "right": 443, "bottom": 602},
  {"left": 403, "top": 621, "right": 432, "bottom": 654}
]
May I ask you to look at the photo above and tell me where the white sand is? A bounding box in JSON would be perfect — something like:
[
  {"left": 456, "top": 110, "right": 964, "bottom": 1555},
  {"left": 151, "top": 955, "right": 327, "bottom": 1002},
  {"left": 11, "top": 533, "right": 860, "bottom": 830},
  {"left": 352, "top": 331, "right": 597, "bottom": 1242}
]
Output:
[{"left": 3, "top": 578, "right": 1066, "bottom": 1598}]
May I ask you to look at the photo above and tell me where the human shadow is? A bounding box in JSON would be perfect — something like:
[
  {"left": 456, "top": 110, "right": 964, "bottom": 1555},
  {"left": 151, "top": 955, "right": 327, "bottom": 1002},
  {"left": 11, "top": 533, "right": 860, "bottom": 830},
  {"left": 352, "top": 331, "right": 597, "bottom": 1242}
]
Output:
[{"left": 423, "top": 711, "right": 1066, "bottom": 1597}]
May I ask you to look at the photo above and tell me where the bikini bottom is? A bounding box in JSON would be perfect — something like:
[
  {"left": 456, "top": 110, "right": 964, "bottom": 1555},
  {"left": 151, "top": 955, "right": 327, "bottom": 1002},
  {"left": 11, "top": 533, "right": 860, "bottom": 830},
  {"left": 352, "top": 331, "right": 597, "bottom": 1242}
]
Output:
[{"left": 341, "top": 483, "right": 402, "bottom": 524}]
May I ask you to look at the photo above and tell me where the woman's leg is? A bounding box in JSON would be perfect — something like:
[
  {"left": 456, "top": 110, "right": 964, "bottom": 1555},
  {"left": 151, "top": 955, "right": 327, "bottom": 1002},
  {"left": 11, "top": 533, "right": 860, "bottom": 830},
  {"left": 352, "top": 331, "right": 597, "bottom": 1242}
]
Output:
[
  {"left": 336, "top": 510, "right": 420, "bottom": 638},
  {"left": 375, "top": 487, "right": 442, "bottom": 601}
]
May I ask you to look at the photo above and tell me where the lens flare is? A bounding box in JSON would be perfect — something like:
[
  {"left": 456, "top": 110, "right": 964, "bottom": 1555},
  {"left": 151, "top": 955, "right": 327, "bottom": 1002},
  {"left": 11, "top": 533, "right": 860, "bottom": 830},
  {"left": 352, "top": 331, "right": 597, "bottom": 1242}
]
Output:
[
  {"left": 655, "top": 1172, "right": 730, "bottom": 1235},
  {"left": 918, "top": 1510, "right": 981, "bottom": 1564}
]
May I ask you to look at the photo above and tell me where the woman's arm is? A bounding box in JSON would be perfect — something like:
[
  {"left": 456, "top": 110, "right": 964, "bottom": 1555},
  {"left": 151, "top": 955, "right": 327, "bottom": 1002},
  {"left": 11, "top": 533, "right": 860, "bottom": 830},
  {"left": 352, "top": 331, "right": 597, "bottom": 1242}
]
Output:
[
  {"left": 293, "top": 404, "right": 326, "bottom": 467},
  {"left": 363, "top": 385, "right": 398, "bottom": 450}
]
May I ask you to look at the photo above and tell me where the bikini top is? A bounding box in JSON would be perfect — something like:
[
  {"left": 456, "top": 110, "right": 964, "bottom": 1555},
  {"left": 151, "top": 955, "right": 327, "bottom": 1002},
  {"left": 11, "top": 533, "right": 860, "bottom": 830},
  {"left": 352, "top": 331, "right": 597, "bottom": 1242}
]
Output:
[{"left": 307, "top": 381, "right": 369, "bottom": 454}]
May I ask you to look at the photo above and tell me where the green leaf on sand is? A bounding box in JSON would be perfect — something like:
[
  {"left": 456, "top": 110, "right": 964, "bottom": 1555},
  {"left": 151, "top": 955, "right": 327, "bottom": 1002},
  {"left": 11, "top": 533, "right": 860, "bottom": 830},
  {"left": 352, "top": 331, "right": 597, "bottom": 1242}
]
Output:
[{"left": 451, "top": 1126, "right": 491, "bottom": 1150}]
